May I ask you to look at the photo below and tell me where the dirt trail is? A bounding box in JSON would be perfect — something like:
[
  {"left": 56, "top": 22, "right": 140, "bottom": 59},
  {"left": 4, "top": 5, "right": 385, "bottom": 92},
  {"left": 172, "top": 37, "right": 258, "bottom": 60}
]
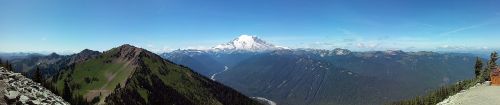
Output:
[
  {"left": 84, "top": 60, "right": 135, "bottom": 104},
  {"left": 438, "top": 82, "right": 500, "bottom": 105}
]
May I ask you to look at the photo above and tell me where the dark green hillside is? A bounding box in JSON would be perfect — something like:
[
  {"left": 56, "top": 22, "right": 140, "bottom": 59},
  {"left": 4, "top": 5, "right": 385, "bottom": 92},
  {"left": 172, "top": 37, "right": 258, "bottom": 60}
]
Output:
[
  {"left": 216, "top": 50, "right": 478, "bottom": 105},
  {"left": 9, "top": 53, "right": 70, "bottom": 76},
  {"left": 217, "top": 50, "right": 402, "bottom": 105},
  {"left": 162, "top": 50, "right": 225, "bottom": 76},
  {"left": 8, "top": 49, "right": 101, "bottom": 78},
  {"left": 161, "top": 50, "right": 258, "bottom": 76},
  {"left": 50, "top": 44, "right": 260, "bottom": 105}
]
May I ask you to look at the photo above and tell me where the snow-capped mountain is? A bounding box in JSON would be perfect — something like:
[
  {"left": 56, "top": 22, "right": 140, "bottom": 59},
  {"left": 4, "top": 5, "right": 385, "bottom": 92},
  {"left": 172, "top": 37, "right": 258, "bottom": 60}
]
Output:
[{"left": 212, "top": 35, "right": 285, "bottom": 52}]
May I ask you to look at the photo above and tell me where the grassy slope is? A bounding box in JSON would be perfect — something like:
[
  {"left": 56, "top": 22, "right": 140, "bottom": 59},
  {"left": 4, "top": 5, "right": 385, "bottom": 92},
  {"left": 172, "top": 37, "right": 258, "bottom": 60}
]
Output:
[
  {"left": 139, "top": 57, "right": 222, "bottom": 104},
  {"left": 53, "top": 46, "right": 260, "bottom": 105},
  {"left": 54, "top": 50, "right": 135, "bottom": 102},
  {"left": 105, "top": 54, "right": 260, "bottom": 105}
]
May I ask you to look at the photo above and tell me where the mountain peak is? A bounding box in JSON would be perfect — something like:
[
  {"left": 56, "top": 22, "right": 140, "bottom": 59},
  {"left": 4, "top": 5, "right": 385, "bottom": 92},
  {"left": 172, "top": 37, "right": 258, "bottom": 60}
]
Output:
[
  {"left": 117, "top": 44, "right": 136, "bottom": 49},
  {"left": 109, "top": 44, "right": 167, "bottom": 63},
  {"left": 213, "top": 35, "right": 284, "bottom": 52},
  {"left": 384, "top": 50, "right": 405, "bottom": 55},
  {"left": 234, "top": 34, "right": 259, "bottom": 42},
  {"left": 108, "top": 44, "right": 149, "bottom": 60},
  {"left": 116, "top": 44, "right": 144, "bottom": 51},
  {"left": 48, "top": 52, "right": 60, "bottom": 57},
  {"left": 69, "top": 49, "right": 101, "bottom": 64},
  {"left": 80, "top": 49, "right": 99, "bottom": 54}
]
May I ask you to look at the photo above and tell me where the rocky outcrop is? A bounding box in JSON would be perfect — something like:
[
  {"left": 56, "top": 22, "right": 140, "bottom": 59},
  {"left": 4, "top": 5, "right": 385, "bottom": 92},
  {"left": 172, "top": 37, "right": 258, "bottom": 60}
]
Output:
[
  {"left": 0, "top": 67, "right": 69, "bottom": 105},
  {"left": 111, "top": 44, "right": 146, "bottom": 60},
  {"left": 437, "top": 81, "right": 500, "bottom": 105},
  {"left": 491, "top": 68, "right": 500, "bottom": 85},
  {"left": 108, "top": 44, "right": 166, "bottom": 66}
]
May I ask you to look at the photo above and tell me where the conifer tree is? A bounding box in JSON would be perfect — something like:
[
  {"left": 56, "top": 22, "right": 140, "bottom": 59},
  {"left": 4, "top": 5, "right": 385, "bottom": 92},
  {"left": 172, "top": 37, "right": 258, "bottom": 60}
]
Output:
[
  {"left": 0, "top": 58, "right": 3, "bottom": 67},
  {"left": 63, "top": 81, "right": 72, "bottom": 102},
  {"left": 485, "top": 51, "right": 498, "bottom": 81},
  {"left": 8, "top": 63, "right": 12, "bottom": 71},
  {"left": 475, "top": 57, "right": 483, "bottom": 79},
  {"left": 5, "top": 60, "right": 9, "bottom": 71},
  {"left": 490, "top": 51, "right": 498, "bottom": 69},
  {"left": 33, "top": 66, "right": 43, "bottom": 84}
]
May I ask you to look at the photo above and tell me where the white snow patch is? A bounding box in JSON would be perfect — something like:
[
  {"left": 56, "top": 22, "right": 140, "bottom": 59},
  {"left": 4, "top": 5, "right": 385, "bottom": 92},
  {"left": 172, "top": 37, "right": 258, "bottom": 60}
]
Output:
[{"left": 212, "top": 35, "right": 284, "bottom": 52}]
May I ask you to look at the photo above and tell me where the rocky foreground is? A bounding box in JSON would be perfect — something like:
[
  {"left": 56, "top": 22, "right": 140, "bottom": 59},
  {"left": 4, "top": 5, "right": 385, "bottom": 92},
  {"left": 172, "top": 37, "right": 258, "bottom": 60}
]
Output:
[
  {"left": 0, "top": 67, "right": 69, "bottom": 105},
  {"left": 438, "top": 81, "right": 500, "bottom": 105}
]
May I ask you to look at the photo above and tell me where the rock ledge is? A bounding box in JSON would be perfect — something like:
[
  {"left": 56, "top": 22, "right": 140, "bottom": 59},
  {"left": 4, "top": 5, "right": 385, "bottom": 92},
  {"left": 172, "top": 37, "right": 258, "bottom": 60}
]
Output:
[{"left": 0, "top": 67, "right": 69, "bottom": 105}]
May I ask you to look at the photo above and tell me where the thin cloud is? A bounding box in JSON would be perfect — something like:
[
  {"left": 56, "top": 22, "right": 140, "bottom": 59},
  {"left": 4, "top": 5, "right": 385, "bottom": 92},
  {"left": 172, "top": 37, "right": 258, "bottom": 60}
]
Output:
[
  {"left": 439, "top": 21, "right": 500, "bottom": 36},
  {"left": 307, "top": 42, "right": 337, "bottom": 49},
  {"left": 339, "top": 29, "right": 355, "bottom": 35},
  {"left": 343, "top": 38, "right": 356, "bottom": 42},
  {"left": 439, "top": 24, "right": 484, "bottom": 36},
  {"left": 438, "top": 45, "right": 464, "bottom": 49},
  {"left": 337, "top": 28, "right": 357, "bottom": 36},
  {"left": 356, "top": 43, "right": 379, "bottom": 49}
]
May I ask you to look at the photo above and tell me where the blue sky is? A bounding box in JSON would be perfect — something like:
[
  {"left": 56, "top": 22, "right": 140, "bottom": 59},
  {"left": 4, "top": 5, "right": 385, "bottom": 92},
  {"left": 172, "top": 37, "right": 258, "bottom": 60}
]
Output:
[{"left": 1, "top": 0, "right": 500, "bottom": 54}]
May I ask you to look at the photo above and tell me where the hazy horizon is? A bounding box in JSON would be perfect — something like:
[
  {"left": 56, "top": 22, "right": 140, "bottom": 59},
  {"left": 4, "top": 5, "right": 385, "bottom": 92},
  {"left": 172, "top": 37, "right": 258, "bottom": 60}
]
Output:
[
  {"left": 0, "top": 41, "right": 498, "bottom": 57},
  {"left": 1, "top": 0, "right": 500, "bottom": 54}
]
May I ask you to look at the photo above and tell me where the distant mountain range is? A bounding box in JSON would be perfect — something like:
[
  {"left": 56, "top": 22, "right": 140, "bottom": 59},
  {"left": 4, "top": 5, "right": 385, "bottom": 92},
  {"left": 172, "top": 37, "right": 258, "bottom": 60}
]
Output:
[
  {"left": 0, "top": 52, "right": 44, "bottom": 60},
  {"left": 0, "top": 35, "right": 483, "bottom": 105},
  {"left": 160, "top": 35, "right": 479, "bottom": 105}
]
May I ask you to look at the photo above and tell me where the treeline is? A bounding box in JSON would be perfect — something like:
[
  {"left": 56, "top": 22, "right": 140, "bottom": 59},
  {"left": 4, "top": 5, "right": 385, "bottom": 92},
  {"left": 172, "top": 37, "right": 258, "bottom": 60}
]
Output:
[
  {"left": 391, "top": 51, "right": 498, "bottom": 105},
  {"left": 0, "top": 58, "right": 13, "bottom": 71},
  {"left": 390, "top": 79, "right": 476, "bottom": 105},
  {"left": 48, "top": 69, "right": 96, "bottom": 105},
  {"left": 1, "top": 58, "right": 92, "bottom": 105}
]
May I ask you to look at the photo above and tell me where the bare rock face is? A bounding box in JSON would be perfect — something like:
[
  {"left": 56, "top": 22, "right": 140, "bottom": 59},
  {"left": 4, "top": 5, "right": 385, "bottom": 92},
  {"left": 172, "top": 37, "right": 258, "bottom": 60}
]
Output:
[
  {"left": 109, "top": 44, "right": 165, "bottom": 65},
  {"left": 113, "top": 44, "right": 145, "bottom": 60},
  {"left": 0, "top": 67, "right": 69, "bottom": 105}
]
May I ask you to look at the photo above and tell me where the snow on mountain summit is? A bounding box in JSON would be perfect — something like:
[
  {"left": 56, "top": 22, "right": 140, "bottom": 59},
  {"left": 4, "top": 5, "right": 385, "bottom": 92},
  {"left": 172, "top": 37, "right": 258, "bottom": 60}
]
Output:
[{"left": 213, "top": 35, "right": 285, "bottom": 52}]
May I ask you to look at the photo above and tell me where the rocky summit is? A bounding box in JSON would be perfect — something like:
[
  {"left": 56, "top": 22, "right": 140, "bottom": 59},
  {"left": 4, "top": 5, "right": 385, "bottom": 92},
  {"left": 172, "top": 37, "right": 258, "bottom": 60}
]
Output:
[{"left": 0, "top": 67, "right": 68, "bottom": 105}]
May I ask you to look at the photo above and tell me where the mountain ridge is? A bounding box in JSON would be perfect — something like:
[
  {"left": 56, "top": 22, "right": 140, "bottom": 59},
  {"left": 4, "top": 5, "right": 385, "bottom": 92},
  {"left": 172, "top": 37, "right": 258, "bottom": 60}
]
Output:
[
  {"left": 163, "top": 45, "right": 478, "bottom": 105},
  {"left": 212, "top": 35, "right": 285, "bottom": 52},
  {"left": 48, "top": 44, "right": 261, "bottom": 105}
]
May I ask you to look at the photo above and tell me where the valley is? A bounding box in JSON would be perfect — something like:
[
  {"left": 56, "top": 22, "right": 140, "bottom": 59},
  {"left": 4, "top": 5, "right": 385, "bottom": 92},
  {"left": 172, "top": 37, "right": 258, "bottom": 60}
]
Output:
[
  {"left": 1, "top": 1, "right": 498, "bottom": 105},
  {"left": 161, "top": 35, "right": 480, "bottom": 105},
  {"left": 0, "top": 35, "right": 490, "bottom": 105}
]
